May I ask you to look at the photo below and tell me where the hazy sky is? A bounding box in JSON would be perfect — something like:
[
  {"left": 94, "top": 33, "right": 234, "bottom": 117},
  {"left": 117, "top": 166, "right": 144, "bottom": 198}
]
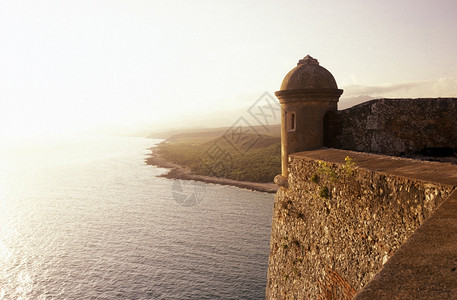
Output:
[{"left": 1, "top": 0, "right": 456, "bottom": 136}]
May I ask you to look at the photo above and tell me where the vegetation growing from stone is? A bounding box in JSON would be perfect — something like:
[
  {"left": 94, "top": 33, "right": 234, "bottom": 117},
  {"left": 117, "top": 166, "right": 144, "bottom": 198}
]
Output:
[
  {"left": 155, "top": 130, "right": 281, "bottom": 183},
  {"left": 319, "top": 185, "right": 330, "bottom": 198},
  {"left": 315, "top": 156, "right": 356, "bottom": 183},
  {"left": 317, "top": 161, "right": 338, "bottom": 182},
  {"left": 268, "top": 152, "right": 455, "bottom": 298}
]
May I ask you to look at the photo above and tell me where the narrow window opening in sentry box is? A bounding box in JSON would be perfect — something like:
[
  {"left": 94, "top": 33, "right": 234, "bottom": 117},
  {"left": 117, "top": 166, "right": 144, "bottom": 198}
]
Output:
[{"left": 286, "top": 111, "right": 296, "bottom": 132}]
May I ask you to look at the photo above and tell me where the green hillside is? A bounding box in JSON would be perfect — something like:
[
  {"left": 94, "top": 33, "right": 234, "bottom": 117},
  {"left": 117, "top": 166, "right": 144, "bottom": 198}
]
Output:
[{"left": 155, "top": 126, "right": 281, "bottom": 183}]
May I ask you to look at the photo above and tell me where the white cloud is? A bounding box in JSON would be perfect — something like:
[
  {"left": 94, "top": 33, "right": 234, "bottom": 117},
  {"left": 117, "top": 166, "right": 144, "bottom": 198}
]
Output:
[{"left": 342, "top": 78, "right": 457, "bottom": 99}]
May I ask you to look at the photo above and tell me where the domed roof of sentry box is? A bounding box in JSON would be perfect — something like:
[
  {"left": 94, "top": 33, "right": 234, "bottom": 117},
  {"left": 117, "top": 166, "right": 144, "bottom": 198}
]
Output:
[{"left": 279, "top": 55, "right": 339, "bottom": 91}]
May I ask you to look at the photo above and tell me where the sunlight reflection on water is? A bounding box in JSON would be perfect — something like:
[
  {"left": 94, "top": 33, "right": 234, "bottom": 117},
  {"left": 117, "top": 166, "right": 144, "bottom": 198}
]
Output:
[{"left": 0, "top": 136, "right": 274, "bottom": 299}]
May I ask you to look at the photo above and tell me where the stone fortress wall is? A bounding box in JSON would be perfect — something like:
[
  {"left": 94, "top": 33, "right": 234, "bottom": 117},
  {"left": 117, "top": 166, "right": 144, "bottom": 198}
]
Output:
[
  {"left": 267, "top": 149, "right": 457, "bottom": 299},
  {"left": 331, "top": 98, "right": 457, "bottom": 156},
  {"left": 266, "top": 55, "right": 457, "bottom": 299}
]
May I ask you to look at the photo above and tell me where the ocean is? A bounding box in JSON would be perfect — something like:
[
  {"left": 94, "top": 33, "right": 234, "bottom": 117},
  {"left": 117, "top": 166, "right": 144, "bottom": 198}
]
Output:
[{"left": 0, "top": 135, "right": 274, "bottom": 299}]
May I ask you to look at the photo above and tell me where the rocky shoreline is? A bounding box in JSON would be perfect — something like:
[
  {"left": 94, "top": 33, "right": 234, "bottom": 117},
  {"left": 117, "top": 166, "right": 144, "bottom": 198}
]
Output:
[{"left": 145, "top": 147, "right": 278, "bottom": 194}]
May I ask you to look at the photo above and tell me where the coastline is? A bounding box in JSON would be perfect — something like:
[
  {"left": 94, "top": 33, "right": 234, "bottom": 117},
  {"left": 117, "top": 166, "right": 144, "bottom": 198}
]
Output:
[{"left": 145, "top": 147, "right": 278, "bottom": 194}]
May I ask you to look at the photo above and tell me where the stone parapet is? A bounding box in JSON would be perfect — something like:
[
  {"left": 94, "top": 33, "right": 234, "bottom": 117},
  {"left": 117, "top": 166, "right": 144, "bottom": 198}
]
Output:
[
  {"left": 266, "top": 149, "right": 457, "bottom": 299},
  {"left": 355, "top": 189, "right": 457, "bottom": 299},
  {"left": 334, "top": 98, "right": 457, "bottom": 155}
]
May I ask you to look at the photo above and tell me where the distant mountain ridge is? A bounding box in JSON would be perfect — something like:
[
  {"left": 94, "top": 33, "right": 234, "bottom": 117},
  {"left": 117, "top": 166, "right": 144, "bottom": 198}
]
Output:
[{"left": 148, "top": 124, "right": 281, "bottom": 140}]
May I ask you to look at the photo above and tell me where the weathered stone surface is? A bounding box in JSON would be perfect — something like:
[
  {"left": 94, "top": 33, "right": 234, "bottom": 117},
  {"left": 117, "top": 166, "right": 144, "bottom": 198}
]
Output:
[
  {"left": 279, "top": 55, "right": 339, "bottom": 91},
  {"left": 275, "top": 55, "right": 343, "bottom": 177},
  {"left": 333, "top": 98, "right": 457, "bottom": 155},
  {"left": 355, "top": 190, "right": 457, "bottom": 299},
  {"left": 266, "top": 149, "right": 457, "bottom": 299},
  {"left": 274, "top": 174, "right": 289, "bottom": 188},
  {"left": 269, "top": 57, "right": 457, "bottom": 299}
]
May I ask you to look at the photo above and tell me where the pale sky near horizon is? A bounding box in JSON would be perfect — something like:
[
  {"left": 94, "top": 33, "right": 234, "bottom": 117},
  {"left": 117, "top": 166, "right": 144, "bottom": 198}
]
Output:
[{"left": 1, "top": 0, "right": 456, "bottom": 137}]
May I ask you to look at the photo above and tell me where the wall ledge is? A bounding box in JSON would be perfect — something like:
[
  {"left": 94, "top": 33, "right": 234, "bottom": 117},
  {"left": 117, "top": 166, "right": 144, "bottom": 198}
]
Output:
[
  {"left": 267, "top": 148, "right": 457, "bottom": 298},
  {"left": 290, "top": 148, "right": 457, "bottom": 187},
  {"left": 355, "top": 189, "right": 457, "bottom": 299}
]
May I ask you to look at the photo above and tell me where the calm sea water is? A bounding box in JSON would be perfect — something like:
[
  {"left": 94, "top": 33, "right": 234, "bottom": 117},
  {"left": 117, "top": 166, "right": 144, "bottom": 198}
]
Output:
[{"left": 0, "top": 135, "right": 274, "bottom": 299}]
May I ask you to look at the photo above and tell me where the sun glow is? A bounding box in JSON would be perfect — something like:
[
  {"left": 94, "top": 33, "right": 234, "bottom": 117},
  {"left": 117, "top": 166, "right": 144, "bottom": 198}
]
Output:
[{"left": 1, "top": 0, "right": 457, "bottom": 139}]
